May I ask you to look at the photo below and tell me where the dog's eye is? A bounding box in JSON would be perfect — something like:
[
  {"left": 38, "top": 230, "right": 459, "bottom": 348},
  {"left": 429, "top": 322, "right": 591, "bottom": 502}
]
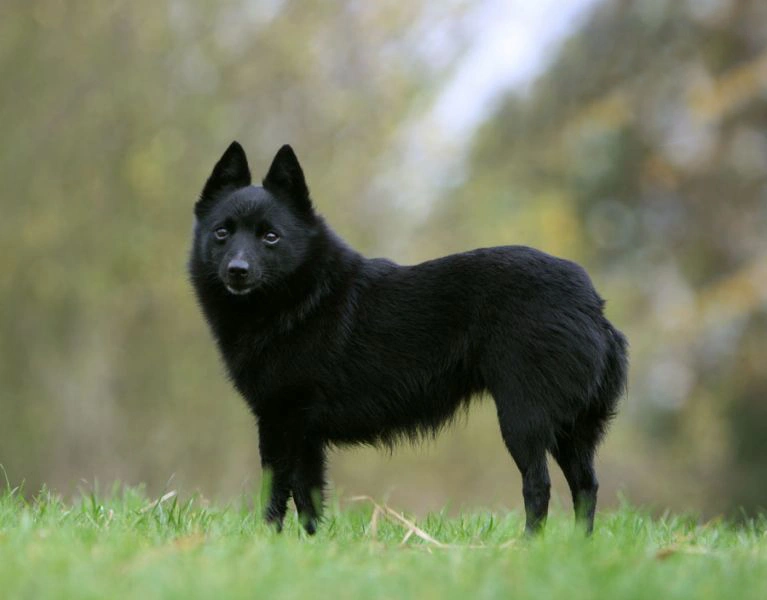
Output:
[
  {"left": 263, "top": 232, "right": 280, "bottom": 245},
  {"left": 214, "top": 228, "right": 230, "bottom": 241}
]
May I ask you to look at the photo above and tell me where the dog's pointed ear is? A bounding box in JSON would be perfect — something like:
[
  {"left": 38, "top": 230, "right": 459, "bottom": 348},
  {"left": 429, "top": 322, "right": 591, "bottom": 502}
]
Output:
[
  {"left": 262, "top": 145, "right": 311, "bottom": 212},
  {"left": 196, "top": 141, "right": 251, "bottom": 218}
]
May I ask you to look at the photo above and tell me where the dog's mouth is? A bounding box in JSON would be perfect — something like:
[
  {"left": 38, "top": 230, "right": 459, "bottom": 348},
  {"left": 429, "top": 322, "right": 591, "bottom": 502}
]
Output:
[
  {"left": 225, "top": 281, "right": 256, "bottom": 296},
  {"left": 220, "top": 263, "right": 261, "bottom": 296}
]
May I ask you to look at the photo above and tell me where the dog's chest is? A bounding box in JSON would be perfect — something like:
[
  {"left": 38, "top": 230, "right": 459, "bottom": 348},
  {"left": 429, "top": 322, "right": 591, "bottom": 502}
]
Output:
[{"left": 224, "top": 327, "right": 320, "bottom": 403}]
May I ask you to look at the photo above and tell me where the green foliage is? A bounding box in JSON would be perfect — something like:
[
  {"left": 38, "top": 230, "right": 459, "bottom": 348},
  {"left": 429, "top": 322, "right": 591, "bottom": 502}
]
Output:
[{"left": 0, "top": 487, "right": 765, "bottom": 600}]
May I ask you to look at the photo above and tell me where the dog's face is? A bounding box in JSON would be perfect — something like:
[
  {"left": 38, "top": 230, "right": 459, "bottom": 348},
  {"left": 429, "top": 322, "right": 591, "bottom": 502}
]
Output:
[{"left": 192, "top": 143, "right": 318, "bottom": 296}]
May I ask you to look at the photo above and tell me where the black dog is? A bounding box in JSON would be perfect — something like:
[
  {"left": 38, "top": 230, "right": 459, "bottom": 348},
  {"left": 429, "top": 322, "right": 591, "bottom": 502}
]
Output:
[{"left": 189, "top": 142, "right": 628, "bottom": 535}]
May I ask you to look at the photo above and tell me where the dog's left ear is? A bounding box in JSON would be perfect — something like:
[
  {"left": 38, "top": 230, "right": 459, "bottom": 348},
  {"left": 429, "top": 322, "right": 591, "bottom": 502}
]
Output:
[
  {"left": 196, "top": 141, "right": 251, "bottom": 218},
  {"left": 263, "top": 145, "right": 312, "bottom": 212}
]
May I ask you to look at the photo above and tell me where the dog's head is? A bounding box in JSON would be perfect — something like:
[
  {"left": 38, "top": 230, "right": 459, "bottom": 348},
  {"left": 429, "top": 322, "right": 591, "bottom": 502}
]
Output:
[{"left": 191, "top": 142, "right": 319, "bottom": 296}]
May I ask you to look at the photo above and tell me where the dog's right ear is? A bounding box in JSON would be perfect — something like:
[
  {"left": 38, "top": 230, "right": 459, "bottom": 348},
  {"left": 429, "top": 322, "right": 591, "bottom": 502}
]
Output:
[{"left": 195, "top": 141, "right": 251, "bottom": 218}]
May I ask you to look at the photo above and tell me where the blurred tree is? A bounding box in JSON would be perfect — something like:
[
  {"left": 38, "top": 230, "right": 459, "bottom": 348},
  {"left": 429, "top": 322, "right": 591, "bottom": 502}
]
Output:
[
  {"left": 425, "top": 0, "right": 767, "bottom": 514},
  {"left": 0, "top": 0, "right": 468, "bottom": 495},
  {"left": 2, "top": 0, "right": 765, "bottom": 517}
]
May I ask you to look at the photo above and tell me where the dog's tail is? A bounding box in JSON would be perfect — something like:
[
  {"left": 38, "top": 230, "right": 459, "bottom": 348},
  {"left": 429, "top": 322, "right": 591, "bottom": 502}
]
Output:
[{"left": 597, "top": 323, "right": 629, "bottom": 422}]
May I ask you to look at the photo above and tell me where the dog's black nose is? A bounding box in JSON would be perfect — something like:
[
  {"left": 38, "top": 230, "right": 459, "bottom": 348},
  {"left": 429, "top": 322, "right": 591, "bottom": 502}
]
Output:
[{"left": 227, "top": 259, "right": 250, "bottom": 278}]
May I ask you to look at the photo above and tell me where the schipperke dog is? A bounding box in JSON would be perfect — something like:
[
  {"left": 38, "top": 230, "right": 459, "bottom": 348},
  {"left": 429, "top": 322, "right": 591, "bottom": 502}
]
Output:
[{"left": 189, "top": 142, "right": 628, "bottom": 536}]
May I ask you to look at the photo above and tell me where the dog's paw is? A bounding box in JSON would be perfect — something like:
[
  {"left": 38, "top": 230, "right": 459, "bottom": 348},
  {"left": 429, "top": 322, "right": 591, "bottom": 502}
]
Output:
[
  {"left": 264, "top": 514, "right": 284, "bottom": 533},
  {"left": 301, "top": 518, "right": 318, "bottom": 536}
]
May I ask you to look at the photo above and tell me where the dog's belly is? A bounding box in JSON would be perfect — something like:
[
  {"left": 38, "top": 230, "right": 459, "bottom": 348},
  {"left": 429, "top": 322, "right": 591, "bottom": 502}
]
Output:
[{"left": 313, "top": 363, "right": 482, "bottom": 445}]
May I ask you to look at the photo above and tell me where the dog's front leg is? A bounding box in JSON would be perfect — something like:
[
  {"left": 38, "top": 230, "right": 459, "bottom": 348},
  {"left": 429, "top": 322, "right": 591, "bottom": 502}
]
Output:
[
  {"left": 257, "top": 419, "right": 294, "bottom": 532},
  {"left": 291, "top": 437, "right": 326, "bottom": 535}
]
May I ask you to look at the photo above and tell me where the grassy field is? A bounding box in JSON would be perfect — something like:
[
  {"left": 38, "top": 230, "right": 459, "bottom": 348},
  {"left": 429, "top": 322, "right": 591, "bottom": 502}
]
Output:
[{"left": 0, "top": 485, "right": 765, "bottom": 600}]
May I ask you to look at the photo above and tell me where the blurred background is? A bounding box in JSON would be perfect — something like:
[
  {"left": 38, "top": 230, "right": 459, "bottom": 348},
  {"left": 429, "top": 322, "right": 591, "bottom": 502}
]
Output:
[{"left": 2, "top": 0, "right": 766, "bottom": 518}]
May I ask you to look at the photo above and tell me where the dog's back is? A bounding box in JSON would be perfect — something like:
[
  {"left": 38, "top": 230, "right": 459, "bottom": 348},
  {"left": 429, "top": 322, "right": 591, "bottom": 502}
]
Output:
[{"left": 307, "top": 246, "right": 625, "bottom": 448}]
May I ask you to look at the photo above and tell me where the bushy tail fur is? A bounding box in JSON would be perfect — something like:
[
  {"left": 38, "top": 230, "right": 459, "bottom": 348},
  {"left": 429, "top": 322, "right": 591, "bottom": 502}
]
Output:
[{"left": 596, "top": 324, "right": 629, "bottom": 428}]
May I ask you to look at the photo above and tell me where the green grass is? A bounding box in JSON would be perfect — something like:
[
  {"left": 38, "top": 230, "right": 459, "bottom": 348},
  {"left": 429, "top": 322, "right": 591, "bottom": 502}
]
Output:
[{"left": 0, "top": 486, "right": 765, "bottom": 600}]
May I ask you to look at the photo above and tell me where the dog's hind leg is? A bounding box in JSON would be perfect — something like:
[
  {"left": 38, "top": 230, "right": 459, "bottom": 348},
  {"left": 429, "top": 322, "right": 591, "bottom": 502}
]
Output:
[
  {"left": 551, "top": 408, "right": 606, "bottom": 535},
  {"left": 553, "top": 329, "right": 626, "bottom": 534},
  {"left": 291, "top": 437, "right": 326, "bottom": 536},
  {"left": 494, "top": 397, "right": 552, "bottom": 535}
]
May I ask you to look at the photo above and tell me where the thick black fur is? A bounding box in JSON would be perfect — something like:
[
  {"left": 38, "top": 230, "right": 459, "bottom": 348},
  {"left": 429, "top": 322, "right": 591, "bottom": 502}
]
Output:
[{"left": 189, "top": 142, "right": 628, "bottom": 536}]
